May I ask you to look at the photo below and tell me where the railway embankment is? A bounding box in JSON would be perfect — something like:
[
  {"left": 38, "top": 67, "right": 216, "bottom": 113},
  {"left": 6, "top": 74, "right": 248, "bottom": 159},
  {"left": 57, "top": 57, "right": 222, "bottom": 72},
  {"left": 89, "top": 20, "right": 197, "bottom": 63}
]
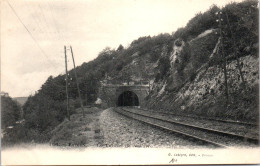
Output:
[
  {"left": 49, "top": 107, "right": 104, "bottom": 147},
  {"left": 49, "top": 107, "right": 211, "bottom": 148},
  {"left": 100, "top": 108, "right": 203, "bottom": 148}
]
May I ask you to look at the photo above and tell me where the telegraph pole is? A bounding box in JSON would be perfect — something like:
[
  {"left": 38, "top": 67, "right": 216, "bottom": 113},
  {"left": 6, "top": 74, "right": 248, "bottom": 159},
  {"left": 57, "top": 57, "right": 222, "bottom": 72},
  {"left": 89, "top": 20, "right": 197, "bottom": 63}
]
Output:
[
  {"left": 70, "top": 46, "right": 85, "bottom": 117},
  {"left": 217, "top": 11, "right": 229, "bottom": 105},
  {"left": 64, "top": 46, "right": 70, "bottom": 120}
]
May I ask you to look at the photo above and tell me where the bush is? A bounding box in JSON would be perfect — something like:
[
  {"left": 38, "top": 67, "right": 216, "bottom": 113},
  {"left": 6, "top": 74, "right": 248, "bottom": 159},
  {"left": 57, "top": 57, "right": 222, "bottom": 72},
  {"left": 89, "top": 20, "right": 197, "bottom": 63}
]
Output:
[
  {"left": 23, "top": 93, "right": 67, "bottom": 140},
  {"left": 1, "top": 96, "right": 21, "bottom": 129}
]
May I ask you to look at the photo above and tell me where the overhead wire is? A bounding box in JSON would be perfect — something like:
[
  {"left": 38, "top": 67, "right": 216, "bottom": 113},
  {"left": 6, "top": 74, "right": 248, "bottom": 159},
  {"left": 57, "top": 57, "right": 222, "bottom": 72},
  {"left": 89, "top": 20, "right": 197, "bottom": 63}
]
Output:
[
  {"left": 6, "top": 0, "right": 56, "bottom": 68},
  {"left": 24, "top": 0, "right": 53, "bottom": 43},
  {"left": 46, "top": 0, "right": 69, "bottom": 62},
  {"left": 46, "top": 0, "right": 74, "bottom": 75},
  {"left": 8, "top": 0, "right": 77, "bottom": 75},
  {"left": 23, "top": 0, "right": 70, "bottom": 70},
  {"left": 47, "top": 0, "right": 83, "bottom": 75},
  {"left": 23, "top": 0, "right": 60, "bottom": 49},
  {"left": 36, "top": 1, "right": 66, "bottom": 67},
  {"left": 25, "top": 0, "right": 67, "bottom": 74},
  {"left": 23, "top": 1, "right": 45, "bottom": 37},
  {"left": 47, "top": 0, "right": 68, "bottom": 44},
  {"left": 37, "top": 2, "right": 55, "bottom": 40}
]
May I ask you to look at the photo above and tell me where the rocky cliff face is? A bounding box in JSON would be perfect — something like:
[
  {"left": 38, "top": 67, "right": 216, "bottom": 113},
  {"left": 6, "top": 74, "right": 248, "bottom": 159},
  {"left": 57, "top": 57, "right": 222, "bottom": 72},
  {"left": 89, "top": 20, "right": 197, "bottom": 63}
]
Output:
[{"left": 145, "top": 29, "right": 259, "bottom": 122}]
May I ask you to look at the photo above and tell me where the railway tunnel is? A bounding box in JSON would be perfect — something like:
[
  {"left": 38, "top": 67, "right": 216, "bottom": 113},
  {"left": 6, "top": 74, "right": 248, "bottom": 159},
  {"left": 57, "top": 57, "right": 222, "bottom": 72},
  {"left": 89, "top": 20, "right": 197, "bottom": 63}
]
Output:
[
  {"left": 99, "top": 84, "right": 149, "bottom": 107},
  {"left": 117, "top": 91, "right": 139, "bottom": 106}
]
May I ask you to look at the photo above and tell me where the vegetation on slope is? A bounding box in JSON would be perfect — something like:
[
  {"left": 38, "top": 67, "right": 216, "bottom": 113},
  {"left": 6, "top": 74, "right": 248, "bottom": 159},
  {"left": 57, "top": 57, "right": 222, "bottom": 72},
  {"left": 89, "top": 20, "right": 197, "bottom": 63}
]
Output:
[
  {"left": 3, "top": 0, "right": 258, "bottom": 144},
  {"left": 146, "top": 0, "right": 259, "bottom": 122},
  {"left": 1, "top": 96, "right": 21, "bottom": 129},
  {"left": 1, "top": 96, "right": 24, "bottom": 146},
  {"left": 15, "top": 32, "right": 172, "bottom": 143}
]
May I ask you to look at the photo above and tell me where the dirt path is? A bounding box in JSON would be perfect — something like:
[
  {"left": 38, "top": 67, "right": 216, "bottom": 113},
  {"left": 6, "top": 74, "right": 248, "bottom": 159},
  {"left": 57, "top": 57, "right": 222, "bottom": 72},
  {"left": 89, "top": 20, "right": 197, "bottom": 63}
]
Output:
[{"left": 49, "top": 107, "right": 104, "bottom": 147}]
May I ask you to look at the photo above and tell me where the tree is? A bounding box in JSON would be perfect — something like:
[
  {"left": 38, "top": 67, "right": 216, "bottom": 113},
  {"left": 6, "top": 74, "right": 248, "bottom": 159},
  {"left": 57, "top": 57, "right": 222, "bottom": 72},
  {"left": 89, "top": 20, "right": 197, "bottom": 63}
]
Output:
[
  {"left": 117, "top": 44, "right": 124, "bottom": 51},
  {"left": 1, "top": 96, "right": 21, "bottom": 128},
  {"left": 98, "top": 47, "right": 115, "bottom": 58}
]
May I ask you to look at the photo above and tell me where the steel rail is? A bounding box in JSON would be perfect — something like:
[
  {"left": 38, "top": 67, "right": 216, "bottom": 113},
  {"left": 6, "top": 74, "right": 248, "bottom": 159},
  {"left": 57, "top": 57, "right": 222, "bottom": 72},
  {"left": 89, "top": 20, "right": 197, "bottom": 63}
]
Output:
[
  {"left": 116, "top": 108, "right": 259, "bottom": 147},
  {"left": 122, "top": 108, "right": 259, "bottom": 144},
  {"left": 139, "top": 108, "right": 257, "bottom": 126},
  {"left": 115, "top": 108, "right": 228, "bottom": 148}
]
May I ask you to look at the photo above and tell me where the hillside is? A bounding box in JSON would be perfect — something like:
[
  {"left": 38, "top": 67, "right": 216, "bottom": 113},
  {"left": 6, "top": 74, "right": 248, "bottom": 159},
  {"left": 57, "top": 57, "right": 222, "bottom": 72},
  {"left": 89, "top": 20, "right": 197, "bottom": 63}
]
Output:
[
  {"left": 10, "top": 0, "right": 258, "bottom": 143},
  {"left": 144, "top": 1, "right": 259, "bottom": 122},
  {"left": 1, "top": 96, "right": 21, "bottom": 129}
]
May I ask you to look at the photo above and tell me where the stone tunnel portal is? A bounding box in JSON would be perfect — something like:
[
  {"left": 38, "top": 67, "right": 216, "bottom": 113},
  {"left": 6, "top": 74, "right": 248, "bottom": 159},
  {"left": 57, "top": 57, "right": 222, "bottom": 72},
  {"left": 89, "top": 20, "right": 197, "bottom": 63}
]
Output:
[{"left": 117, "top": 91, "right": 139, "bottom": 106}]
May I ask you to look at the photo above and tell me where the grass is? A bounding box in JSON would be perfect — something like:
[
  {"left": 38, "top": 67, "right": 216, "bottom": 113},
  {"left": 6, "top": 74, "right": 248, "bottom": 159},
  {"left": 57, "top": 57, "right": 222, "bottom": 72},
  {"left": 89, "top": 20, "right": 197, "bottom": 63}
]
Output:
[{"left": 49, "top": 107, "right": 103, "bottom": 147}]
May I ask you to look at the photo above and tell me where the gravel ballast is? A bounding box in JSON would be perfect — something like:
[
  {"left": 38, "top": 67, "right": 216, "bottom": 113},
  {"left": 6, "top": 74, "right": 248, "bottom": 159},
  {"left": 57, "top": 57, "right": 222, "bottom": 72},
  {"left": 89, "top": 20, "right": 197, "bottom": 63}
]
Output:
[{"left": 100, "top": 108, "right": 203, "bottom": 148}]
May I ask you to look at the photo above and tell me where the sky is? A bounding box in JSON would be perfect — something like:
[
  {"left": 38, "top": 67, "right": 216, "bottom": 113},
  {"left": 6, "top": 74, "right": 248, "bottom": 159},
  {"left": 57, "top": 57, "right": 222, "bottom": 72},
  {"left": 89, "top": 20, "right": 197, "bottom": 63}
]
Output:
[{"left": 1, "top": 0, "right": 243, "bottom": 97}]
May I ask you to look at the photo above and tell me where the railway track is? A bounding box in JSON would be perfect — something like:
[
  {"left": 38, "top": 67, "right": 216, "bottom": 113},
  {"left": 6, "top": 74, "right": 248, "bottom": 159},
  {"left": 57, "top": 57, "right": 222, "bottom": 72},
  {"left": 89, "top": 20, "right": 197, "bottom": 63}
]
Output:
[
  {"left": 114, "top": 107, "right": 259, "bottom": 148},
  {"left": 139, "top": 108, "right": 257, "bottom": 126},
  {"left": 127, "top": 107, "right": 259, "bottom": 139}
]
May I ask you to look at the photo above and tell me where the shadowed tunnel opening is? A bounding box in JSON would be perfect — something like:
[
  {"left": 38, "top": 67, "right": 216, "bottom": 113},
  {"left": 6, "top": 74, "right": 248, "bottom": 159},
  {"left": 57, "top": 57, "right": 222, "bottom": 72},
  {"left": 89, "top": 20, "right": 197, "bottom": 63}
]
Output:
[{"left": 117, "top": 91, "right": 139, "bottom": 106}]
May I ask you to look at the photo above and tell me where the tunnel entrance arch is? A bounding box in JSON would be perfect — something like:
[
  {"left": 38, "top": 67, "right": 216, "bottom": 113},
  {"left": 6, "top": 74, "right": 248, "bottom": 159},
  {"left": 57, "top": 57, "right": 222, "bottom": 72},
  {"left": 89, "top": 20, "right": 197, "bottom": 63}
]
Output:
[{"left": 117, "top": 91, "right": 139, "bottom": 106}]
